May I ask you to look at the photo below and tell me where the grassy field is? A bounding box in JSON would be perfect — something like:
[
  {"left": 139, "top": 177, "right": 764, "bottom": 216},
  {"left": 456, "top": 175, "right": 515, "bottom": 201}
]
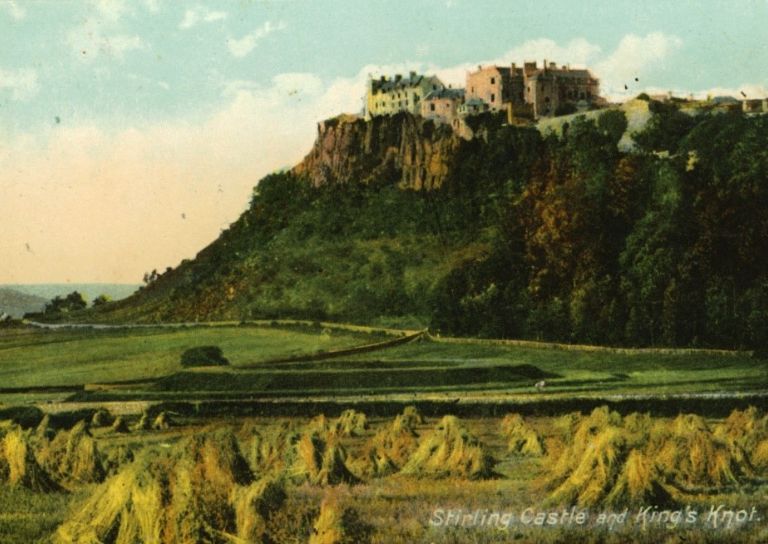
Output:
[
  {"left": 0, "top": 324, "right": 763, "bottom": 407},
  {"left": 0, "top": 324, "right": 372, "bottom": 389}
]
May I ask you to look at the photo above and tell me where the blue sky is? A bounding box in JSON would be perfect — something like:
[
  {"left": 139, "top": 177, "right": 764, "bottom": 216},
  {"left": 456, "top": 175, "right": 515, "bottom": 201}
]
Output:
[{"left": 1, "top": 0, "right": 767, "bottom": 283}]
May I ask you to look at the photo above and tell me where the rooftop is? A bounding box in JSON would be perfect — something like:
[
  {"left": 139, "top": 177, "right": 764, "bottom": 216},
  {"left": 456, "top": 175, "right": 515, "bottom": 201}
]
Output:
[{"left": 424, "top": 88, "right": 465, "bottom": 100}]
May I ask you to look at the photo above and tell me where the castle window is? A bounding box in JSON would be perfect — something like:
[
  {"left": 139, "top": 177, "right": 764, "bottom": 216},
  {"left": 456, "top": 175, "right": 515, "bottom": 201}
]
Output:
[
  {"left": 490, "top": 77, "right": 495, "bottom": 84},
  {"left": 491, "top": 93, "right": 496, "bottom": 102},
  {"left": 430, "top": 103, "right": 436, "bottom": 111}
]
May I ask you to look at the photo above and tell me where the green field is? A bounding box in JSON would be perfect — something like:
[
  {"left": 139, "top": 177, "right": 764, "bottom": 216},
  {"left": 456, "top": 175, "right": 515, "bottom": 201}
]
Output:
[
  {"left": 0, "top": 324, "right": 372, "bottom": 389},
  {"left": 0, "top": 323, "right": 763, "bottom": 407}
]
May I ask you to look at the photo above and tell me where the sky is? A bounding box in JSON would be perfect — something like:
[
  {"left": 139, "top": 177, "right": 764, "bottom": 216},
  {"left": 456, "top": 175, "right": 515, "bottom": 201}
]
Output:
[{"left": 1, "top": 0, "right": 767, "bottom": 284}]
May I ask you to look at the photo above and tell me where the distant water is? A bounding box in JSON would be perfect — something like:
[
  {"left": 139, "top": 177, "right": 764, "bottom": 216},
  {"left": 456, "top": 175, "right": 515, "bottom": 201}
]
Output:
[{"left": 0, "top": 284, "right": 140, "bottom": 303}]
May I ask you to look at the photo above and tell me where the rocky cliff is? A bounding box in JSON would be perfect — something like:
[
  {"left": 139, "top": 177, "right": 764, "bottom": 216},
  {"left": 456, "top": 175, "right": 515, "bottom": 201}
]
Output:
[{"left": 293, "top": 112, "right": 461, "bottom": 190}]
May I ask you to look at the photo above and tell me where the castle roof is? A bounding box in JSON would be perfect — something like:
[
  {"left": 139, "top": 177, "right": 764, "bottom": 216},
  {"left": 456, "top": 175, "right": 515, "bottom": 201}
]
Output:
[
  {"left": 371, "top": 73, "right": 442, "bottom": 93},
  {"left": 424, "top": 88, "right": 465, "bottom": 101},
  {"left": 528, "top": 67, "right": 595, "bottom": 80}
]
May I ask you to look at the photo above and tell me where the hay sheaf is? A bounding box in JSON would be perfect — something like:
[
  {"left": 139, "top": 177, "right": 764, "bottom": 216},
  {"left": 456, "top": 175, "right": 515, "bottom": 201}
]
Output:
[
  {"left": 399, "top": 406, "right": 424, "bottom": 428},
  {"left": 545, "top": 407, "right": 757, "bottom": 508},
  {"left": 54, "top": 428, "right": 285, "bottom": 544},
  {"left": 545, "top": 408, "right": 673, "bottom": 507},
  {"left": 38, "top": 420, "right": 105, "bottom": 486},
  {"left": 605, "top": 449, "right": 674, "bottom": 507},
  {"left": 152, "top": 411, "right": 173, "bottom": 431},
  {"left": 90, "top": 409, "right": 113, "bottom": 428},
  {"left": 715, "top": 406, "right": 768, "bottom": 474},
  {"left": 292, "top": 432, "right": 358, "bottom": 486},
  {"left": 131, "top": 412, "right": 151, "bottom": 432},
  {"left": 308, "top": 411, "right": 368, "bottom": 438},
  {"left": 401, "top": 416, "right": 494, "bottom": 480},
  {"left": 651, "top": 414, "right": 749, "bottom": 489},
  {"left": 35, "top": 414, "right": 55, "bottom": 442},
  {"left": 231, "top": 479, "right": 286, "bottom": 542},
  {"left": 333, "top": 410, "right": 368, "bottom": 437},
  {"left": 1, "top": 426, "right": 60, "bottom": 492},
  {"left": 110, "top": 416, "right": 129, "bottom": 434},
  {"left": 350, "top": 410, "right": 421, "bottom": 478},
  {"left": 240, "top": 421, "right": 301, "bottom": 473},
  {"left": 309, "top": 492, "right": 371, "bottom": 544},
  {"left": 242, "top": 421, "right": 301, "bottom": 475},
  {"left": 501, "top": 414, "right": 545, "bottom": 456}
]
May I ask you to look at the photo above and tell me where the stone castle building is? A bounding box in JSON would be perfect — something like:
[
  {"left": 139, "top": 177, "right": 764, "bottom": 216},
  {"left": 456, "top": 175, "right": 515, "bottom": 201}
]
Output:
[
  {"left": 364, "top": 60, "right": 601, "bottom": 127},
  {"left": 465, "top": 64, "right": 525, "bottom": 112},
  {"left": 420, "top": 87, "right": 465, "bottom": 125},
  {"left": 365, "top": 72, "right": 445, "bottom": 119},
  {"left": 466, "top": 60, "right": 600, "bottom": 118}
]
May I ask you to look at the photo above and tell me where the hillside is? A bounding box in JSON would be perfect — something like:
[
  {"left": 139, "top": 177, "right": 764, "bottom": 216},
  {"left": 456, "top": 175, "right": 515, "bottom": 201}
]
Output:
[
  {"left": 85, "top": 102, "right": 768, "bottom": 350},
  {"left": 0, "top": 288, "right": 47, "bottom": 318}
]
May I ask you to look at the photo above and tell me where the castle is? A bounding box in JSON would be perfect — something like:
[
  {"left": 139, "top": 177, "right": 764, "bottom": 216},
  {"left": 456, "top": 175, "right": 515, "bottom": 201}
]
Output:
[{"left": 365, "top": 60, "right": 602, "bottom": 128}]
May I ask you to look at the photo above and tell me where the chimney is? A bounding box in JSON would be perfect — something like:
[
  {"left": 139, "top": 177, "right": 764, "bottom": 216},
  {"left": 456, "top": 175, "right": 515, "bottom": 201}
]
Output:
[
  {"left": 511, "top": 62, "right": 516, "bottom": 71},
  {"left": 394, "top": 73, "right": 402, "bottom": 82},
  {"left": 543, "top": 59, "right": 547, "bottom": 72},
  {"left": 550, "top": 62, "right": 557, "bottom": 69},
  {"left": 409, "top": 70, "right": 417, "bottom": 80}
]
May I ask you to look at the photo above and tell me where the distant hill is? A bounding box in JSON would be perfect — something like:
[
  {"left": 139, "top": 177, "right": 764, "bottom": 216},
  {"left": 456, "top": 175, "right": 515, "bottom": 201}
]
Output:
[
  {"left": 0, "top": 288, "right": 48, "bottom": 318},
  {"left": 1, "top": 284, "right": 140, "bottom": 307}
]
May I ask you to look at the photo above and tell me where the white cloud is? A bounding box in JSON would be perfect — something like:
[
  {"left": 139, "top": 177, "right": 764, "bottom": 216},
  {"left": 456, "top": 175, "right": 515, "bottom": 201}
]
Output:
[
  {"left": 91, "top": 0, "right": 128, "bottom": 21},
  {"left": 1, "top": 0, "right": 25, "bottom": 20},
  {"left": 633, "top": 83, "right": 768, "bottom": 102},
  {"left": 227, "top": 21, "right": 286, "bottom": 58},
  {"left": 0, "top": 67, "right": 38, "bottom": 100},
  {"left": 68, "top": 17, "right": 146, "bottom": 61},
  {"left": 104, "top": 35, "right": 145, "bottom": 58},
  {"left": 596, "top": 32, "right": 683, "bottom": 97},
  {"left": 179, "top": 6, "right": 228, "bottom": 29},
  {"left": 143, "top": 0, "right": 160, "bottom": 13},
  {"left": 427, "top": 37, "right": 603, "bottom": 88}
]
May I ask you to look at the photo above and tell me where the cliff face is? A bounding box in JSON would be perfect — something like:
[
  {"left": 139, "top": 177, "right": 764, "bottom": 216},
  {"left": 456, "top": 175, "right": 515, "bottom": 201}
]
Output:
[{"left": 293, "top": 113, "right": 461, "bottom": 190}]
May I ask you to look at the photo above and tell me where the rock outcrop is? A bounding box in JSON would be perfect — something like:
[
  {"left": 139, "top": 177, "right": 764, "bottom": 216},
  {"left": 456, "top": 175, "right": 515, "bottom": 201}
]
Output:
[{"left": 293, "top": 112, "right": 460, "bottom": 190}]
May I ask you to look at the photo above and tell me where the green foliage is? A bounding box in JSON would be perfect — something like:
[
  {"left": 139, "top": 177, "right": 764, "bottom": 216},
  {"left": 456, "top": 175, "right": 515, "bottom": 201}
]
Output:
[
  {"left": 44, "top": 291, "right": 87, "bottom": 315},
  {"left": 91, "top": 294, "right": 111, "bottom": 307},
  {"left": 632, "top": 101, "right": 698, "bottom": 153},
  {"left": 180, "top": 345, "right": 230, "bottom": 367}
]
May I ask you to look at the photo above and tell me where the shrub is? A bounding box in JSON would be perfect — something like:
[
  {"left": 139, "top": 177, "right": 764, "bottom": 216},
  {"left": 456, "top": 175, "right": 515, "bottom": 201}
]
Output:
[{"left": 180, "top": 345, "right": 230, "bottom": 367}]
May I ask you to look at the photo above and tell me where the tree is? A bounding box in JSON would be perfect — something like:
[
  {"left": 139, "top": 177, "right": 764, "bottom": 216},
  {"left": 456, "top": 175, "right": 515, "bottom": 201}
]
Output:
[
  {"left": 180, "top": 346, "right": 229, "bottom": 367},
  {"left": 43, "top": 291, "right": 87, "bottom": 316},
  {"left": 92, "top": 294, "right": 112, "bottom": 307}
]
